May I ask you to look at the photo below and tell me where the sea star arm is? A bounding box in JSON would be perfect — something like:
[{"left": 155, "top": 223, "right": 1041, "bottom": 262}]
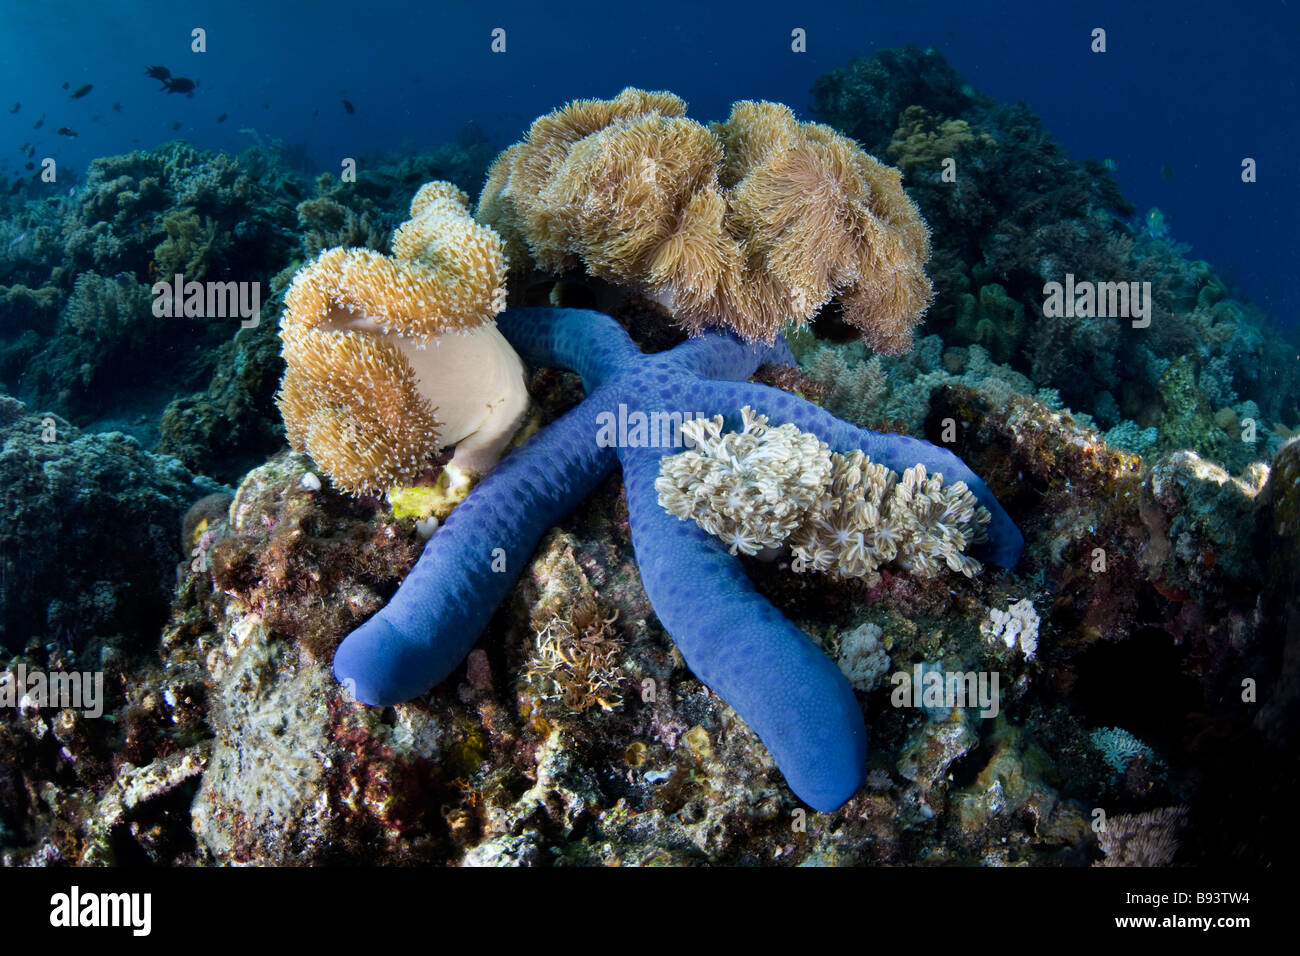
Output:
[
  {"left": 620, "top": 443, "right": 868, "bottom": 812},
  {"left": 496, "top": 307, "right": 643, "bottom": 390},
  {"left": 702, "top": 379, "right": 1025, "bottom": 568},
  {"left": 333, "top": 396, "right": 616, "bottom": 704}
]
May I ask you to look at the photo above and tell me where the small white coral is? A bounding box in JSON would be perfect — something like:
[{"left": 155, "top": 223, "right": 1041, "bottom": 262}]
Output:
[
  {"left": 657, "top": 406, "right": 990, "bottom": 584},
  {"left": 981, "top": 598, "right": 1040, "bottom": 660},
  {"left": 791, "top": 452, "right": 990, "bottom": 586},
  {"left": 655, "top": 406, "right": 832, "bottom": 555},
  {"left": 836, "top": 622, "right": 891, "bottom": 691}
]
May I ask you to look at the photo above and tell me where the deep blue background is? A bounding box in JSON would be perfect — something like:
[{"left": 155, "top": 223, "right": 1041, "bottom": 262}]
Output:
[{"left": 3, "top": 0, "right": 1297, "bottom": 324}]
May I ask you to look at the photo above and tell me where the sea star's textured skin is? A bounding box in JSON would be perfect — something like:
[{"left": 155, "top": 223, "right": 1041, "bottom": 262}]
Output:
[{"left": 335, "top": 307, "right": 1023, "bottom": 811}]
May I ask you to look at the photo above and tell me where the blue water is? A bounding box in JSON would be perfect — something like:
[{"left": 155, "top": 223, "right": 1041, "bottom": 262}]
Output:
[{"left": 2, "top": 0, "right": 1298, "bottom": 322}]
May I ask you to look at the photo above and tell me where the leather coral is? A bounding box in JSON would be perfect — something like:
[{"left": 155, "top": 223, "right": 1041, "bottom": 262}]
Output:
[
  {"left": 478, "top": 88, "right": 933, "bottom": 353},
  {"left": 277, "top": 182, "right": 529, "bottom": 496}
]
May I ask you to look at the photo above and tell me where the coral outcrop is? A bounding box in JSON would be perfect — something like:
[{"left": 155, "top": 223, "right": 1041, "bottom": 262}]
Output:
[{"left": 333, "top": 306, "right": 1022, "bottom": 812}]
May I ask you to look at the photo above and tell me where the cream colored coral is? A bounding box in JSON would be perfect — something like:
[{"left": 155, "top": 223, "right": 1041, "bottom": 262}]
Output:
[
  {"left": 980, "top": 598, "right": 1040, "bottom": 660},
  {"left": 791, "top": 453, "right": 990, "bottom": 585},
  {"left": 277, "top": 182, "right": 528, "bottom": 496},
  {"left": 655, "top": 407, "right": 833, "bottom": 555},
  {"left": 657, "top": 407, "right": 990, "bottom": 584},
  {"left": 478, "top": 88, "right": 932, "bottom": 353}
]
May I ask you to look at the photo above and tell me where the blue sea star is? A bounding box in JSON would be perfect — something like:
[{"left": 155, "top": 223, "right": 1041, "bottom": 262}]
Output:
[{"left": 334, "top": 306, "right": 1023, "bottom": 811}]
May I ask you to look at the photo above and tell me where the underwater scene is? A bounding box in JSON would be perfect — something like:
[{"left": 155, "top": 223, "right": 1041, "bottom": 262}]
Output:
[{"left": 0, "top": 0, "right": 1296, "bottom": 893}]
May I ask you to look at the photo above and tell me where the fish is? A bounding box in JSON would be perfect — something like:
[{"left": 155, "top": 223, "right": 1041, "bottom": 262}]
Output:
[
  {"left": 216, "top": 112, "right": 227, "bottom": 123},
  {"left": 24, "top": 162, "right": 34, "bottom": 170},
  {"left": 32, "top": 116, "right": 43, "bottom": 129},
  {"left": 1160, "top": 163, "right": 1174, "bottom": 182},
  {"left": 145, "top": 65, "right": 171, "bottom": 83},
  {"left": 69, "top": 84, "right": 92, "bottom": 99},
  {"left": 56, "top": 127, "right": 77, "bottom": 137},
  {"left": 312, "top": 108, "right": 319, "bottom": 117},
  {"left": 25, "top": 145, "right": 34, "bottom": 157},
  {"left": 171, "top": 121, "right": 181, "bottom": 130},
  {"left": 8, "top": 103, "right": 17, "bottom": 113},
  {"left": 112, "top": 102, "right": 121, "bottom": 112},
  {"left": 343, "top": 98, "right": 355, "bottom": 115},
  {"left": 61, "top": 81, "right": 69, "bottom": 90},
  {"left": 161, "top": 76, "right": 197, "bottom": 96},
  {"left": 1102, "top": 157, "right": 1118, "bottom": 171}
]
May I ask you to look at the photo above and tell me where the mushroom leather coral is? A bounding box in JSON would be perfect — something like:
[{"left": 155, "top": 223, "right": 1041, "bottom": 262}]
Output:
[
  {"left": 477, "top": 89, "right": 933, "bottom": 353},
  {"left": 277, "top": 182, "right": 528, "bottom": 496},
  {"left": 334, "top": 306, "right": 1023, "bottom": 812}
]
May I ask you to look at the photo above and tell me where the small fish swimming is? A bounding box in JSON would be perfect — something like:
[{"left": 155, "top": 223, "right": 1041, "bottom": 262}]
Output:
[
  {"left": 163, "top": 76, "right": 196, "bottom": 96},
  {"left": 24, "top": 162, "right": 34, "bottom": 170},
  {"left": 70, "top": 84, "right": 92, "bottom": 99},
  {"left": 1102, "top": 157, "right": 1118, "bottom": 171},
  {"left": 112, "top": 102, "right": 121, "bottom": 112},
  {"left": 171, "top": 121, "right": 181, "bottom": 130},
  {"left": 1160, "top": 163, "right": 1174, "bottom": 182},
  {"left": 56, "top": 127, "right": 77, "bottom": 137},
  {"left": 61, "top": 81, "right": 69, "bottom": 90},
  {"left": 216, "top": 112, "right": 227, "bottom": 123},
  {"left": 25, "top": 145, "right": 34, "bottom": 157},
  {"left": 343, "top": 98, "right": 355, "bottom": 115},
  {"left": 1144, "top": 207, "right": 1169, "bottom": 240},
  {"left": 8, "top": 102, "right": 17, "bottom": 114},
  {"left": 32, "top": 116, "right": 43, "bottom": 129},
  {"left": 312, "top": 108, "right": 319, "bottom": 117},
  {"left": 145, "top": 65, "right": 171, "bottom": 83},
  {"left": 162, "top": 76, "right": 197, "bottom": 96}
]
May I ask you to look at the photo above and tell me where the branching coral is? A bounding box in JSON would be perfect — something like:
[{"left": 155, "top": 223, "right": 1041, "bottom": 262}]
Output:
[
  {"left": 526, "top": 593, "right": 624, "bottom": 715},
  {"left": 276, "top": 182, "right": 529, "bottom": 495},
  {"left": 981, "top": 598, "right": 1040, "bottom": 659},
  {"left": 477, "top": 88, "right": 933, "bottom": 353},
  {"left": 657, "top": 407, "right": 991, "bottom": 586}
]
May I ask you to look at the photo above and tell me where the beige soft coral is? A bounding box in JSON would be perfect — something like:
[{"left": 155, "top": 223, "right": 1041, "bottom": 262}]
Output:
[
  {"left": 277, "top": 182, "right": 528, "bottom": 496},
  {"left": 478, "top": 88, "right": 933, "bottom": 353}
]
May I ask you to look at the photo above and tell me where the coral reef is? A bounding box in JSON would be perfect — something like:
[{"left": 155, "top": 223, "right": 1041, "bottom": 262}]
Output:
[
  {"left": 810, "top": 46, "right": 1299, "bottom": 470},
  {"left": 3, "top": 43, "right": 1297, "bottom": 871},
  {"left": 333, "top": 306, "right": 1021, "bottom": 812},
  {"left": 478, "top": 88, "right": 933, "bottom": 352},
  {"left": 0, "top": 394, "right": 223, "bottom": 650}
]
